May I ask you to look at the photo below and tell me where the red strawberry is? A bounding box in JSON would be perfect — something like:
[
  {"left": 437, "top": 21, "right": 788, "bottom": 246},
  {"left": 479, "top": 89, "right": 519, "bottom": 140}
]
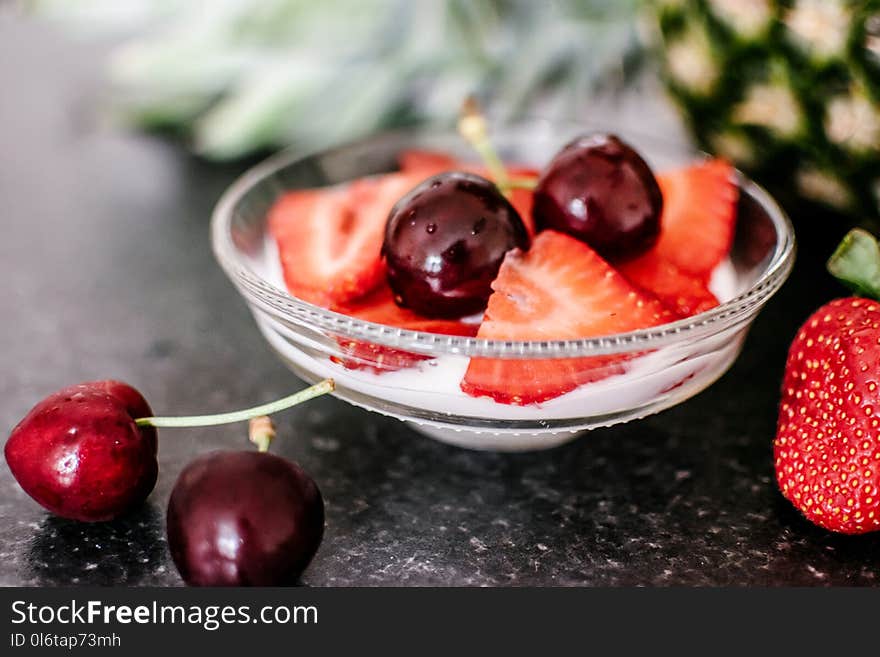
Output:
[
  {"left": 268, "top": 172, "right": 425, "bottom": 307},
  {"left": 617, "top": 251, "right": 719, "bottom": 317},
  {"left": 775, "top": 229, "right": 880, "bottom": 534},
  {"left": 775, "top": 298, "right": 880, "bottom": 534},
  {"left": 332, "top": 283, "right": 478, "bottom": 373},
  {"left": 461, "top": 230, "right": 674, "bottom": 404},
  {"left": 651, "top": 159, "right": 738, "bottom": 280}
]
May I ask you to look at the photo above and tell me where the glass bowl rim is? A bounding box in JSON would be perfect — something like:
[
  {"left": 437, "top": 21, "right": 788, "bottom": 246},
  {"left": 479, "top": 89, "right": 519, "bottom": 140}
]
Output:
[{"left": 211, "top": 122, "right": 796, "bottom": 359}]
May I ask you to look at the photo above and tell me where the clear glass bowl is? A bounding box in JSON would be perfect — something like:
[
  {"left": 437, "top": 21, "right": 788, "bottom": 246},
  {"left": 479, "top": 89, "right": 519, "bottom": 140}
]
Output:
[{"left": 211, "top": 122, "right": 795, "bottom": 451}]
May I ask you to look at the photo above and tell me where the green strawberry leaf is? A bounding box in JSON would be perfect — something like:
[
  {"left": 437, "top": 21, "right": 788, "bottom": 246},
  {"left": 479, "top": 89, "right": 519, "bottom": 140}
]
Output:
[{"left": 827, "top": 228, "right": 880, "bottom": 300}]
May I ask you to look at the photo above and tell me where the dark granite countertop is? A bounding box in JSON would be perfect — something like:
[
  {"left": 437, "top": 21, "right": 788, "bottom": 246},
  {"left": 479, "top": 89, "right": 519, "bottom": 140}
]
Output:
[{"left": 2, "top": 16, "right": 878, "bottom": 587}]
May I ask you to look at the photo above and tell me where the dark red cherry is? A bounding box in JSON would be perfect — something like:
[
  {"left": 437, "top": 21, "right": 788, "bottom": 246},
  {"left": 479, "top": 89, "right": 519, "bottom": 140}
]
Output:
[
  {"left": 4, "top": 380, "right": 158, "bottom": 522},
  {"left": 533, "top": 133, "right": 663, "bottom": 260},
  {"left": 166, "top": 451, "right": 324, "bottom": 586},
  {"left": 383, "top": 171, "right": 530, "bottom": 318}
]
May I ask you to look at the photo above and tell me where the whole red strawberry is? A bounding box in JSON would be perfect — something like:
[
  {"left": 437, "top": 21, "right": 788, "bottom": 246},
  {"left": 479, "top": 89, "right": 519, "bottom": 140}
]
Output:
[{"left": 775, "top": 229, "right": 880, "bottom": 534}]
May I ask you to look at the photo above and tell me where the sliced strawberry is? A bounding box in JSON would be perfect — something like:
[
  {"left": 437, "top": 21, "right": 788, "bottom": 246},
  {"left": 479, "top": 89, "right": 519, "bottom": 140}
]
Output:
[
  {"left": 332, "top": 283, "right": 478, "bottom": 373},
  {"left": 652, "top": 159, "right": 738, "bottom": 280},
  {"left": 268, "top": 172, "right": 427, "bottom": 307},
  {"left": 338, "top": 282, "right": 478, "bottom": 334},
  {"left": 461, "top": 231, "right": 674, "bottom": 405},
  {"left": 616, "top": 250, "right": 719, "bottom": 318},
  {"left": 614, "top": 159, "right": 735, "bottom": 316},
  {"left": 268, "top": 187, "right": 359, "bottom": 307}
]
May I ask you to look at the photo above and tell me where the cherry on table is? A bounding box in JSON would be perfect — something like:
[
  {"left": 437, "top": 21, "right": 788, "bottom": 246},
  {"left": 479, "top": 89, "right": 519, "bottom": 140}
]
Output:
[
  {"left": 383, "top": 171, "right": 530, "bottom": 318},
  {"left": 533, "top": 133, "right": 663, "bottom": 261},
  {"left": 166, "top": 450, "right": 325, "bottom": 586},
  {"left": 4, "top": 378, "right": 334, "bottom": 524},
  {"left": 4, "top": 380, "right": 158, "bottom": 522}
]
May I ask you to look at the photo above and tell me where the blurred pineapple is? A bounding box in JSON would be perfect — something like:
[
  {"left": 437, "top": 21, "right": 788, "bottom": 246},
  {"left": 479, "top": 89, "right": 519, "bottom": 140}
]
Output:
[{"left": 653, "top": 0, "right": 880, "bottom": 218}]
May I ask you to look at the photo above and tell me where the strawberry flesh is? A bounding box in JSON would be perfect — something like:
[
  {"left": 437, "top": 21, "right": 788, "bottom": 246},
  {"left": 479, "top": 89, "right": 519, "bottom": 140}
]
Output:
[
  {"left": 617, "top": 251, "right": 719, "bottom": 317},
  {"left": 268, "top": 172, "right": 426, "bottom": 307},
  {"left": 615, "top": 159, "right": 736, "bottom": 316},
  {"left": 332, "top": 283, "right": 478, "bottom": 373},
  {"left": 650, "top": 159, "right": 738, "bottom": 280},
  {"left": 461, "top": 230, "right": 674, "bottom": 405}
]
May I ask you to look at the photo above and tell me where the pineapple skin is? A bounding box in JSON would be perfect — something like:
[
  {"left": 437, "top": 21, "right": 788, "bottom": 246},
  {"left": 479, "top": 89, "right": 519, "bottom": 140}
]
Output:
[{"left": 654, "top": 0, "right": 880, "bottom": 219}]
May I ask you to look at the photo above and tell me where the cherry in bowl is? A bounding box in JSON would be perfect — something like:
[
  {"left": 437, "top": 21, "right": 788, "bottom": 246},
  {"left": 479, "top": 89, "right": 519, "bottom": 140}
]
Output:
[
  {"left": 383, "top": 171, "right": 530, "bottom": 318},
  {"left": 533, "top": 133, "right": 663, "bottom": 261}
]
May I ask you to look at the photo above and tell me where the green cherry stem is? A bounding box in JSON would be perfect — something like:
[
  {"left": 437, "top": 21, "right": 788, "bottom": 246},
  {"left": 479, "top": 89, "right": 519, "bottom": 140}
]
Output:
[
  {"left": 458, "top": 97, "right": 512, "bottom": 195},
  {"left": 507, "top": 176, "right": 538, "bottom": 191},
  {"left": 134, "top": 378, "right": 335, "bottom": 429}
]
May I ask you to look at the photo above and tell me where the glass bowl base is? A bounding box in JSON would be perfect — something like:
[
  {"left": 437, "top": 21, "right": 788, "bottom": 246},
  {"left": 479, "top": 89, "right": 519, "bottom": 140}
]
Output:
[{"left": 405, "top": 422, "right": 583, "bottom": 452}]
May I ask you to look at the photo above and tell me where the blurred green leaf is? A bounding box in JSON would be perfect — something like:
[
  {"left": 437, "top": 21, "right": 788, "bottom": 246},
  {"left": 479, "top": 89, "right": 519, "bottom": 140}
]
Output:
[{"left": 32, "top": 0, "right": 642, "bottom": 159}]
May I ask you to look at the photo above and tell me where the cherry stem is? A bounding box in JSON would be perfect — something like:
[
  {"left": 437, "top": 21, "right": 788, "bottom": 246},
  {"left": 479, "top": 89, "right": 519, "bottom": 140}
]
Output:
[
  {"left": 134, "top": 378, "right": 335, "bottom": 428},
  {"left": 458, "top": 97, "right": 512, "bottom": 195},
  {"left": 507, "top": 176, "right": 538, "bottom": 191},
  {"left": 249, "top": 416, "right": 276, "bottom": 453}
]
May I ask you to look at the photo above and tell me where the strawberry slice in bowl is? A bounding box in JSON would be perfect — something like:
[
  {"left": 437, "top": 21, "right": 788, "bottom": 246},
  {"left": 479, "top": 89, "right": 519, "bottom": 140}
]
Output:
[
  {"left": 461, "top": 231, "right": 675, "bottom": 405},
  {"left": 332, "top": 283, "right": 478, "bottom": 374},
  {"left": 650, "top": 159, "right": 738, "bottom": 281},
  {"left": 616, "top": 251, "right": 719, "bottom": 318},
  {"left": 615, "top": 159, "right": 738, "bottom": 318},
  {"left": 267, "top": 171, "right": 429, "bottom": 308}
]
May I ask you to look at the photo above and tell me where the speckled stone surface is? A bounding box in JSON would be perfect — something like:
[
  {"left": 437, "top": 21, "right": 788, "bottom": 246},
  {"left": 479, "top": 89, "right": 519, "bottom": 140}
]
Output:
[{"left": 1, "top": 15, "right": 878, "bottom": 587}]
